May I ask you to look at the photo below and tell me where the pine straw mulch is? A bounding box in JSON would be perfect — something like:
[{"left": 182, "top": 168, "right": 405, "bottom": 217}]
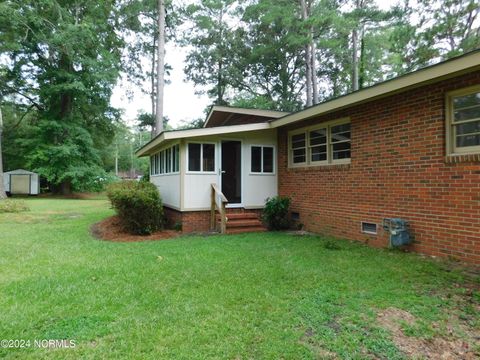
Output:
[{"left": 91, "top": 215, "right": 180, "bottom": 242}]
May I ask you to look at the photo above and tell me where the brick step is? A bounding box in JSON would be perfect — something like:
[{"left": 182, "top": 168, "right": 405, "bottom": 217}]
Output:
[
  {"left": 226, "top": 226, "right": 267, "bottom": 234},
  {"left": 224, "top": 219, "right": 263, "bottom": 228},
  {"left": 218, "top": 213, "right": 259, "bottom": 220}
]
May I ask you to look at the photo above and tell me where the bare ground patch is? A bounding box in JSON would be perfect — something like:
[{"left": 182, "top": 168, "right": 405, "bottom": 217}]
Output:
[
  {"left": 91, "top": 215, "right": 180, "bottom": 242},
  {"left": 377, "top": 307, "right": 479, "bottom": 359}
]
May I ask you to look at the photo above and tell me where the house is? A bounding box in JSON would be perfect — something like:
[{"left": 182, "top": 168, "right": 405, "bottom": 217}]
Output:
[
  {"left": 137, "top": 50, "right": 480, "bottom": 264},
  {"left": 3, "top": 169, "right": 40, "bottom": 195}
]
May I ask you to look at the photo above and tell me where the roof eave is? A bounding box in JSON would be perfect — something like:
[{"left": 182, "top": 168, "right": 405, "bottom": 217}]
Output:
[{"left": 136, "top": 122, "right": 272, "bottom": 157}]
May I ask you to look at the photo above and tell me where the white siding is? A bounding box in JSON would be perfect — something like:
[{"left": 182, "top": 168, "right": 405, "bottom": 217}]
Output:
[
  {"left": 242, "top": 131, "right": 278, "bottom": 208},
  {"left": 31, "top": 174, "right": 40, "bottom": 195},
  {"left": 184, "top": 173, "right": 218, "bottom": 210},
  {"left": 151, "top": 174, "right": 181, "bottom": 209},
  {"left": 4, "top": 174, "right": 10, "bottom": 192},
  {"left": 182, "top": 129, "right": 278, "bottom": 210}
]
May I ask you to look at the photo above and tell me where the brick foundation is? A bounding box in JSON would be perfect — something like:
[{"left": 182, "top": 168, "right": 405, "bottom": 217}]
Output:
[
  {"left": 163, "top": 207, "right": 263, "bottom": 233},
  {"left": 278, "top": 71, "right": 480, "bottom": 264}
]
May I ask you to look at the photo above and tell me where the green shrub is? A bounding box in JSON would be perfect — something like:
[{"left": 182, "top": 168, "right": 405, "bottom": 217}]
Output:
[
  {"left": 262, "top": 196, "right": 291, "bottom": 230},
  {"left": 106, "top": 181, "right": 164, "bottom": 235},
  {"left": 0, "top": 199, "right": 30, "bottom": 213}
]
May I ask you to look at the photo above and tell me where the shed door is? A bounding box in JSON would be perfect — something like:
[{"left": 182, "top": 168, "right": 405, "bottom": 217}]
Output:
[{"left": 11, "top": 175, "right": 30, "bottom": 194}]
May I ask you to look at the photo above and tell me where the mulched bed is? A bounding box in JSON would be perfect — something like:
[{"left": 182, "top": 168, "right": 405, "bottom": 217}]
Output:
[{"left": 91, "top": 215, "right": 180, "bottom": 242}]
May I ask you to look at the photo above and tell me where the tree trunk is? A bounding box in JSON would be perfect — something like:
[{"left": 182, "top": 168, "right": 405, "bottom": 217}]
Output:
[
  {"left": 352, "top": 28, "right": 359, "bottom": 91},
  {"left": 151, "top": 34, "right": 157, "bottom": 138},
  {"left": 0, "top": 106, "right": 7, "bottom": 199},
  {"left": 305, "top": 45, "right": 313, "bottom": 107},
  {"left": 359, "top": 26, "right": 365, "bottom": 89},
  {"left": 217, "top": 58, "right": 223, "bottom": 105},
  {"left": 155, "top": 0, "right": 166, "bottom": 135},
  {"left": 311, "top": 39, "right": 319, "bottom": 104},
  {"left": 300, "top": 0, "right": 312, "bottom": 107},
  {"left": 53, "top": 180, "right": 72, "bottom": 195},
  {"left": 216, "top": 6, "right": 225, "bottom": 105}
]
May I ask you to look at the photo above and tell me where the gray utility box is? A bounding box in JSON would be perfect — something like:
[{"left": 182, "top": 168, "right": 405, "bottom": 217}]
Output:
[{"left": 382, "top": 218, "right": 411, "bottom": 247}]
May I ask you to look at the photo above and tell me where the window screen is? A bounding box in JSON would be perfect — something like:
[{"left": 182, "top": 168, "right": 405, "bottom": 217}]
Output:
[
  {"left": 291, "top": 133, "right": 306, "bottom": 164},
  {"left": 203, "top": 144, "right": 215, "bottom": 172},
  {"left": 188, "top": 143, "right": 201, "bottom": 171},
  {"left": 263, "top": 147, "right": 274, "bottom": 173},
  {"left": 251, "top": 146, "right": 262, "bottom": 172},
  {"left": 452, "top": 91, "right": 480, "bottom": 150}
]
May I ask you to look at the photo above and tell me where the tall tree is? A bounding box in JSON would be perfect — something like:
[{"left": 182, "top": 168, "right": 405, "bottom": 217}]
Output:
[
  {"left": 237, "top": 0, "right": 305, "bottom": 111},
  {"left": 418, "top": 0, "right": 480, "bottom": 59},
  {"left": 182, "top": 0, "right": 239, "bottom": 105},
  {"left": 300, "top": 0, "right": 313, "bottom": 106},
  {"left": 156, "top": 0, "right": 166, "bottom": 134},
  {"left": 0, "top": 0, "right": 127, "bottom": 194}
]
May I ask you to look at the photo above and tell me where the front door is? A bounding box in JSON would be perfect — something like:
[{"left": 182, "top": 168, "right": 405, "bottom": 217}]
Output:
[{"left": 221, "top": 141, "right": 242, "bottom": 204}]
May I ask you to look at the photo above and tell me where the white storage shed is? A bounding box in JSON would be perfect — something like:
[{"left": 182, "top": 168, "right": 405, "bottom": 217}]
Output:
[{"left": 3, "top": 169, "right": 40, "bottom": 195}]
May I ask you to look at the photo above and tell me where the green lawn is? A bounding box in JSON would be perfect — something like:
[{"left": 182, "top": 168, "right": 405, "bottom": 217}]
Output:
[{"left": 0, "top": 199, "right": 478, "bottom": 359}]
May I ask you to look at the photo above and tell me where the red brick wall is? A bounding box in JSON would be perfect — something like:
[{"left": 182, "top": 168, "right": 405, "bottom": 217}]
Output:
[
  {"left": 164, "top": 207, "right": 263, "bottom": 233},
  {"left": 163, "top": 207, "right": 183, "bottom": 228},
  {"left": 278, "top": 71, "right": 480, "bottom": 264},
  {"left": 163, "top": 207, "right": 211, "bottom": 233}
]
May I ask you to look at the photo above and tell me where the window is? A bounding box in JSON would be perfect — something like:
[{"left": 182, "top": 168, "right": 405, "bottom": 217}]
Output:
[
  {"left": 188, "top": 143, "right": 215, "bottom": 172},
  {"left": 331, "top": 123, "right": 351, "bottom": 160},
  {"left": 361, "top": 222, "right": 377, "bottom": 235},
  {"left": 155, "top": 153, "right": 160, "bottom": 174},
  {"left": 203, "top": 144, "right": 215, "bottom": 172},
  {"left": 309, "top": 128, "right": 327, "bottom": 163},
  {"left": 251, "top": 146, "right": 274, "bottom": 173},
  {"left": 289, "top": 119, "right": 351, "bottom": 167},
  {"left": 291, "top": 133, "right": 306, "bottom": 164},
  {"left": 166, "top": 148, "right": 171, "bottom": 173},
  {"left": 159, "top": 151, "right": 164, "bottom": 174},
  {"left": 173, "top": 144, "right": 179, "bottom": 172},
  {"left": 150, "top": 144, "right": 180, "bottom": 175},
  {"left": 447, "top": 87, "right": 480, "bottom": 155}
]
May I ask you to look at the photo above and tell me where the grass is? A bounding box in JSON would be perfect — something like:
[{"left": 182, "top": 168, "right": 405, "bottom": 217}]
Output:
[{"left": 0, "top": 198, "right": 478, "bottom": 359}]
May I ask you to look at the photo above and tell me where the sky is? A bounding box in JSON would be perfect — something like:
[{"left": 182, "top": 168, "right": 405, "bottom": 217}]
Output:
[
  {"left": 110, "top": 0, "right": 401, "bottom": 129},
  {"left": 110, "top": 42, "right": 210, "bottom": 128}
]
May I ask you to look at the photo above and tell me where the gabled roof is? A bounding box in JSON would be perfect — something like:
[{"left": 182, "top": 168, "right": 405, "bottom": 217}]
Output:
[
  {"left": 5, "top": 169, "right": 37, "bottom": 175},
  {"left": 203, "top": 106, "right": 288, "bottom": 128},
  {"left": 270, "top": 48, "right": 480, "bottom": 128}
]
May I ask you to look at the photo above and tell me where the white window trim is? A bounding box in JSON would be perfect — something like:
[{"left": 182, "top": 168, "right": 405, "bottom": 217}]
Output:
[
  {"left": 288, "top": 117, "right": 351, "bottom": 168},
  {"left": 186, "top": 141, "right": 217, "bottom": 174},
  {"left": 150, "top": 142, "right": 181, "bottom": 177},
  {"left": 250, "top": 145, "right": 276, "bottom": 175},
  {"left": 446, "top": 85, "right": 480, "bottom": 156}
]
